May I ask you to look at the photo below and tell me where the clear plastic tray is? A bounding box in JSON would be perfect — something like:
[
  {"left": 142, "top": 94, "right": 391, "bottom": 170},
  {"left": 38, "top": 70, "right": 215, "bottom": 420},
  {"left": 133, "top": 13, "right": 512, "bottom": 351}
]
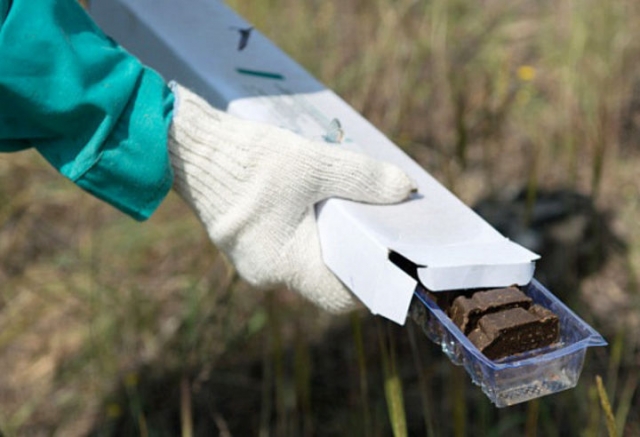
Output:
[{"left": 409, "top": 279, "right": 607, "bottom": 407}]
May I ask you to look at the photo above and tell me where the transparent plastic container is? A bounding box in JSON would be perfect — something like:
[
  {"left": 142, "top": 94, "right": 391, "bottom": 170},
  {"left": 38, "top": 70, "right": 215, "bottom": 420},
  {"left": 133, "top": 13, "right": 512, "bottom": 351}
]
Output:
[{"left": 409, "top": 279, "right": 607, "bottom": 407}]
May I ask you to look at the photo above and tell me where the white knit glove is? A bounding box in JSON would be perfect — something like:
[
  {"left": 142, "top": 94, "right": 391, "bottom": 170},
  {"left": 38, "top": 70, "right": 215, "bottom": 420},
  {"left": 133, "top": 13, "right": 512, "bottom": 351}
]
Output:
[{"left": 167, "top": 84, "right": 415, "bottom": 313}]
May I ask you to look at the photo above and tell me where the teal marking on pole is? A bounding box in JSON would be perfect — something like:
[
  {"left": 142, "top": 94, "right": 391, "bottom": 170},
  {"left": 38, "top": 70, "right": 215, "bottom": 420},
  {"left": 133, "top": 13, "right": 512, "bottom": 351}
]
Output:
[{"left": 235, "top": 68, "right": 285, "bottom": 80}]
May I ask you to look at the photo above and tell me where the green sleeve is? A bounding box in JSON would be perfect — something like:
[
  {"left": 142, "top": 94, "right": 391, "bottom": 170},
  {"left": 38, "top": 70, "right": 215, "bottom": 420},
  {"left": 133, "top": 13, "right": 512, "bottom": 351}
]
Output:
[{"left": 0, "top": 0, "right": 175, "bottom": 221}]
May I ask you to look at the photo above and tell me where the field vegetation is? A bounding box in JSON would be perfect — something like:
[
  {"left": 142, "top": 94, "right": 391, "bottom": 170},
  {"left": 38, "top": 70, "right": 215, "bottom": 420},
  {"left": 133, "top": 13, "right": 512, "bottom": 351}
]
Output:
[{"left": 0, "top": 0, "right": 639, "bottom": 435}]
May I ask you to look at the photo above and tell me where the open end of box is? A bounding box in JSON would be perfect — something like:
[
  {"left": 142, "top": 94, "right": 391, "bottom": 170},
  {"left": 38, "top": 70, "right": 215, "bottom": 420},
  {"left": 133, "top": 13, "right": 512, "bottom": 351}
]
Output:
[
  {"left": 388, "top": 250, "right": 421, "bottom": 282},
  {"left": 389, "top": 244, "right": 538, "bottom": 292}
]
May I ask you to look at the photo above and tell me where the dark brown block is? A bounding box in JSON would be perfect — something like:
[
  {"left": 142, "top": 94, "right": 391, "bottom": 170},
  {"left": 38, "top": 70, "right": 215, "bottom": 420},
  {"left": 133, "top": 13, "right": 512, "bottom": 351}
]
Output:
[
  {"left": 467, "top": 304, "right": 560, "bottom": 360},
  {"left": 449, "top": 286, "right": 532, "bottom": 334}
]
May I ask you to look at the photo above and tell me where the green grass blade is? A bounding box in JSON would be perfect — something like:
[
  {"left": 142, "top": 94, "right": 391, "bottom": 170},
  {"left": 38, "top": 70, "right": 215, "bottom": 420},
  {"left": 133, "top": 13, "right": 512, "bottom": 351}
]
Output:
[
  {"left": 350, "top": 311, "right": 373, "bottom": 437},
  {"left": 596, "top": 375, "right": 618, "bottom": 437},
  {"left": 377, "top": 319, "right": 407, "bottom": 437}
]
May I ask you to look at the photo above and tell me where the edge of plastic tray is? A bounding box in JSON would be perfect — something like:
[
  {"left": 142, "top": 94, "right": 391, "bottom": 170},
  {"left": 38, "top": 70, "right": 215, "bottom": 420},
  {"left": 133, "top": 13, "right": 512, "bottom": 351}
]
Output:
[{"left": 412, "top": 278, "right": 607, "bottom": 369}]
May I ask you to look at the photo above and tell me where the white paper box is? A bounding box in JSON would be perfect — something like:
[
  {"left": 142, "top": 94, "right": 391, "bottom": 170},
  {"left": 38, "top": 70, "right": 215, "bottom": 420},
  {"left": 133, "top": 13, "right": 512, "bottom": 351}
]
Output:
[{"left": 90, "top": 0, "right": 539, "bottom": 324}]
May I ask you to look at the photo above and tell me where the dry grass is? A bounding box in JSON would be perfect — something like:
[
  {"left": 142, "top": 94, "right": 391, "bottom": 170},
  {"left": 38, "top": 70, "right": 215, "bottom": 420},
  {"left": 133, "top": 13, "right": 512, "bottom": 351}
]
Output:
[{"left": 1, "top": 0, "right": 639, "bottom": 435}]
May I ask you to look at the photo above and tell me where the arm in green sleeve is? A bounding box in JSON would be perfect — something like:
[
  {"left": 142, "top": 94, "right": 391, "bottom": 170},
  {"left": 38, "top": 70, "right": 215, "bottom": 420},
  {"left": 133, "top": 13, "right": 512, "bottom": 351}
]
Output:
[{"left": 0, "top": 0, "right": 175, "bottom": 220}]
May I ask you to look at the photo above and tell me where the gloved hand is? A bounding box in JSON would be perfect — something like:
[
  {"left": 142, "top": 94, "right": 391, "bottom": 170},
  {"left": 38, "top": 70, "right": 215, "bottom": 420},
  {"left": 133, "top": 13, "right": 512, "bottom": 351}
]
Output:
[{"left": 167, "top": 83, "right": 415, "bottom": 313}]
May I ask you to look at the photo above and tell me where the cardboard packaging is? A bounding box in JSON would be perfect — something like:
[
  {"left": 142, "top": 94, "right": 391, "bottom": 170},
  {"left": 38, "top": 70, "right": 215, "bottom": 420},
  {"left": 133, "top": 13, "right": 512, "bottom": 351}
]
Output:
[{"left": 90, "top": 0, "right": 539, "bottom": 324}]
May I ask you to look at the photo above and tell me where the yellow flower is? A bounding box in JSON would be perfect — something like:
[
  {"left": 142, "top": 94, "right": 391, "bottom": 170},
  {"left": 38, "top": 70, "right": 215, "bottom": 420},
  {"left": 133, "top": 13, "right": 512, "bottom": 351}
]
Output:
[{"left": 517, "top": 65, "right": 536, "bottom": 82}]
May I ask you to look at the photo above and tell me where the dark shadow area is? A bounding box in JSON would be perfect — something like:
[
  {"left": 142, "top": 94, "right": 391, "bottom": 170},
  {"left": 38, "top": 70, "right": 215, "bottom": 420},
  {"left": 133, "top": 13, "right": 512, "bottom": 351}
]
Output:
[
  {"left": 89, "top": 316, "right": 425, "bottom": 437},
  {"left": 87, "top": 312, "right": 624, "bottom": 437},
  {"left": 473, "top": 186, "right": 627, "bottom": 299}
]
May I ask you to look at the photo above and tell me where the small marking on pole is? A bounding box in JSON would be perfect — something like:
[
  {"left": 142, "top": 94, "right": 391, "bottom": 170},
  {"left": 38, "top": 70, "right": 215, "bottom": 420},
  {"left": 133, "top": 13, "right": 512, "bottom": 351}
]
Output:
[{"left": 235, "top": 68, "right": 285, "bottom": 80}]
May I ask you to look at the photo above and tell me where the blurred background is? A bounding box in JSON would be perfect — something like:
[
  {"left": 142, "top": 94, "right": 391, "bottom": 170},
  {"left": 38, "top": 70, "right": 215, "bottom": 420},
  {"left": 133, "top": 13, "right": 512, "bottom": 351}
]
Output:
[{"left": 1, "top": 0, "right": 639, "bottom": 435}]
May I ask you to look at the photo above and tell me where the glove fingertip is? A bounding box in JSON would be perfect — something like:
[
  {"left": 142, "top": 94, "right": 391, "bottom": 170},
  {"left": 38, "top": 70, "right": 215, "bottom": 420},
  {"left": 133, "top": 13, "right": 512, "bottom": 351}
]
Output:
[{"left": 363, "top": 162, "right": 417, "bottom": 204}]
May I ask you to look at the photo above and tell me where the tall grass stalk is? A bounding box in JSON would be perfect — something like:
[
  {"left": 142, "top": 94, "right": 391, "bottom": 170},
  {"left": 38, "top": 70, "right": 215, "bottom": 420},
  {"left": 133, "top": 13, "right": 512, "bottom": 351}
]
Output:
[
  {"left": 376, "top": 319, "right": 407, "bottom": 437},
  {"left": 606, "top": 330, "right": 625, "bottom": 403},
  {"left": 123, "top": 371, "right": 148, "bottom": 437},
  {"left": 259, "top": 327, "right": 273, "bottom": 437},
  {"left": 523, "top": 140, "right": 541, "bottom": 228},
  {"left": 525, "top": 399, "right": 540, "bottom": 437},
  {"left": 267, "top": 291, "right": 287, "bottom": 436},
  {"left": 590, "top": 113, "right": 607, "bottom": 199},
  {"left": 451, "top": 366, "right": 467, "bottom": 437},
  {"left": 294, "top": 322, "right": 313, "bottom": 437},
  {"left": 136, "top": 410, "right": 149, "bottom": 437},
  {"left": 596, "top": 375, "right": 618, "bottom": 437},
  {"left": 350, "top": 311, "right": 373, "bottom": 437},
  {"left": 180, "top": 375, "right": 193, "bottom": 437}
]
